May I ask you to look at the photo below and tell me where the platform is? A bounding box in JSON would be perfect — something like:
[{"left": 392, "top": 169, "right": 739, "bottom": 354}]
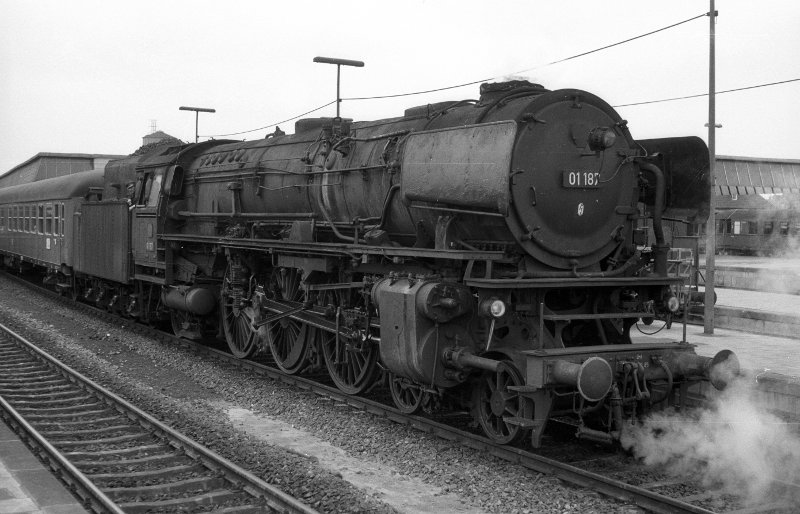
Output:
[
  {"left": 632, "top": 316, "right": 800, "bottom": 422},
  {"left": 632, "top": 321, "right": 798, "bottom": 378},
  {"left": 0, "top": 420, "right": 87, "bottom": 514}
]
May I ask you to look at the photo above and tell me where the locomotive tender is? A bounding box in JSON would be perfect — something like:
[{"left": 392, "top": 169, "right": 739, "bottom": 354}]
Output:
[{"left": 0, "top": 80, "right": 738, "bottom": 446}]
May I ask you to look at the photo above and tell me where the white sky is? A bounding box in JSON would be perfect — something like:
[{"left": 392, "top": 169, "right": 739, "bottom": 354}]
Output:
[{"left": 1, "top": 0, "right": 799, "bottom": 175}]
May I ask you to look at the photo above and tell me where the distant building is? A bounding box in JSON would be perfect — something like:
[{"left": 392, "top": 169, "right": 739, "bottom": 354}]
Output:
[
  {"left": 0, "top": 130, "right": 182, "bottom": 189},
  {"left": 0, "top": 153, "right": 126, "bottom": 188},
  {"left": 142, "top": 130, "right": 178, "bottom": 147},
  {"left": 715, "top": 155, "right": 800, "bottom": 195}
]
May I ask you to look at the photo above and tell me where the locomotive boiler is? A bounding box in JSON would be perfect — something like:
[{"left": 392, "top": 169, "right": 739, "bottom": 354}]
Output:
[{"left": 0, "top": 79, "right": 738, "bottom": 447}]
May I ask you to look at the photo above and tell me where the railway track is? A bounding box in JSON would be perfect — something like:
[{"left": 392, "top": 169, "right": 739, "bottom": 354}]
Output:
[
  {"left": 0, "top": 321, "right": 318, "bottom": 514},
  {"left": 3, "top": 270, "right": 798, "bottom": 514}
]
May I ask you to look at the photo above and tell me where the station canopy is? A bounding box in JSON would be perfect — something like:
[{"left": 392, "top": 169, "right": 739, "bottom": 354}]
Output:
[{"left": 715, "top": 156, "right": 800, "bottom": 195}]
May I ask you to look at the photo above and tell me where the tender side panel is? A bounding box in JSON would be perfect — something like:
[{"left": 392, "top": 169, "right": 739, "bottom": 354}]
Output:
[{"left": 75, "top": 201, "right": 130, "bottom": 283}]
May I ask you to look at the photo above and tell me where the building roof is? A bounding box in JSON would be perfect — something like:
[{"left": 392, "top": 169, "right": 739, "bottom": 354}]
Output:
[
  {"left": 0, "top": 152, "right": 124, "bottom": 180},
  {"left": 142, "top": 130, "right": 173, "bottom": 139},
  {"left": 715, "top": 155, "right": 800, "bottom": 195}
]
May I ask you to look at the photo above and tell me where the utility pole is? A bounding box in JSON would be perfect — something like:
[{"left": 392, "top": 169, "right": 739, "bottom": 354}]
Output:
[
  {"left": 704, "top": 1, "right": 717, "bottom": 334},
  {"left": 179, "top": 106, "right": 216, "bottom": 143},
  {"left": 313, "top": 56, "right": 365, "bottom": 119}
]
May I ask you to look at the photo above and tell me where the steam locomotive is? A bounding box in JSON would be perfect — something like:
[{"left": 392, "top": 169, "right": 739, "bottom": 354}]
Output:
[{"left": 0, "top": 80, "right": 738, "bottom": 446}]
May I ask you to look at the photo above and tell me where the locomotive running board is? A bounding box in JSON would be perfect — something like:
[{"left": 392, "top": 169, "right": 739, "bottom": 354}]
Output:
[{"left": 160, "top": 233, "right": 506, "bottom": 261}]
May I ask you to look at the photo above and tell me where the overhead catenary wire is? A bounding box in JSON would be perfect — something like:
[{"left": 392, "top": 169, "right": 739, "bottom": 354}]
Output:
[
  {"left": 612, "top": 78, "right": 800, "bottom": 107},
  {"left": 344, "top": 12, "right": 708, "bottom": 102},
  {"left": 203, "top": 13, "right": 796, "bottom": 139},
  {"left": 204, "top": 100, "right": 336, "bottom": 138},
  {"left": 204, "top": 13, "right": 711, "bottom": 138}
]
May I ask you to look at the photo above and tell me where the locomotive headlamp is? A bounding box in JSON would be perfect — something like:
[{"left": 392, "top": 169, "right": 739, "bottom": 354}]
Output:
[
  {"left": 587, "top": 127, "right": 616, "bottom": 151},
  {"left": 480, "top": 298, "right": 506, "bottom": 318},
  {"left": 665, "top": 295, "right": 680, "bottom": 313}
]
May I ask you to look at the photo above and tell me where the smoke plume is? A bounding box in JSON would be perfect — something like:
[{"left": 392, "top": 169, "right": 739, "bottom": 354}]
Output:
[{"left": 620, "top": 377, "right": 800, "bottom": 506}]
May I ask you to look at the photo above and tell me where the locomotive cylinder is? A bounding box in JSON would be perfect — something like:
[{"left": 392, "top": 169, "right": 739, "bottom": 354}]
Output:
[
  {"left": 161, "top": 286, "right": 216, "bottom": 316},
  {"left": 372, "top": 277, "right": 475, "bottom": 386}
]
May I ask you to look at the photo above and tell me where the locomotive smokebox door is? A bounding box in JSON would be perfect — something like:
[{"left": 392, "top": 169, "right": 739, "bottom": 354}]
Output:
[{"left": 507, "top": 90, "right": 638, "bottom": 270}]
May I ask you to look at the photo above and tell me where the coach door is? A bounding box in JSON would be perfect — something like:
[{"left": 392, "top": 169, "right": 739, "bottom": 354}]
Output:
[{"left": 131, "top": 167, "right": 164, "bottom": 280}]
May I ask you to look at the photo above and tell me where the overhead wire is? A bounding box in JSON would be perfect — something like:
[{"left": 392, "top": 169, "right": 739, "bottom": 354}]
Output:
[
  {"left": 204, "top": 13, "right": 710, "bottom": 137},
  {"left": 203, "top": 100, "right": 336, "bottom": 138},
  {"left": 203, "top": 12, "right": 796, "bottom": 138},
  {"left": 613, "top": 78, "right": 800, "bottom": 108},
  {"left": 510, "top": 13, "right": 708, "bottom": 75}
]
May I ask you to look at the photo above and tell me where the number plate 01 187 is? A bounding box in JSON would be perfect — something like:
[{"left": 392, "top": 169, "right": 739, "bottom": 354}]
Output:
[{"left": 562, "top": 170, "right": 601, "bottom": 188}]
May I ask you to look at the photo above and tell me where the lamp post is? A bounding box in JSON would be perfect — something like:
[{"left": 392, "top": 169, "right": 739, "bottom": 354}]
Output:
[
  {"left": 704, "top": 1, "right": 717, "bottom": 334},
  {"left": 179, "top": 106, "right": 216, "bottom": 143},
  {"left": 313, "top": 56, "right": 364, "bottom": 119}
]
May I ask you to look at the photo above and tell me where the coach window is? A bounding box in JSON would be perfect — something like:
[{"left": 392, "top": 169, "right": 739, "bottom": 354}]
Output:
[
  {"left": 60, "top": 203, "right": 65, "bottom": 236},
  {"left": 763, "top": 221, "right": 774, "bottom": 235},
  {"left": 54, "top": 204, "right": 60, "bottom": 236},
  {"left": 23, "top": 205, "right": 28, "bottom": 232},
  {"left": 45, "top": 204, "right": 53, "bottom": 234},
  {"left": 0, "top": 207, "right": 5, "bottom": 231},
  {"left": 779, "top": 221, "right": 789, "bottom": 236},
  {"left": 38, "top": 204, "right": 44, "bottom": 233}
]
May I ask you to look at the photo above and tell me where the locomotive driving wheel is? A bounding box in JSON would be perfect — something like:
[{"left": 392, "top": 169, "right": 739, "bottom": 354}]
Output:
[
  {"left": 221, "top": 261, "right": 262, "bottom": 359},
  {"left": 315, "top": 283, "right": 379, "bottom": 395},
  {"left": 265, "top": 267, "right": 315, "bottom": 374},
  {"left": 388, "top": 373, "right": 425, "bottom": 414},
  {"left": 472, "top": 361, "right": 532, "bottom": 444}
]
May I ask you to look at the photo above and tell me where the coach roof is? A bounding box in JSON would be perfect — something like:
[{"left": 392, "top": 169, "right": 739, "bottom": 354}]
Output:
[{"left": 0, "top": 169, "right": 104, "bottom": 204}]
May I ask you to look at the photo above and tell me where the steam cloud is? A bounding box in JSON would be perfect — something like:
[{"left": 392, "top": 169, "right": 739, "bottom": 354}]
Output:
[{"left": 620, "top": 377, "right": 800, "bottom": 506}]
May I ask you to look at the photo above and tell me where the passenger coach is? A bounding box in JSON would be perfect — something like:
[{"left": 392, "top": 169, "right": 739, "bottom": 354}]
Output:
[{"left": 0, "top": 169, "right": 103, "bottom": 282}]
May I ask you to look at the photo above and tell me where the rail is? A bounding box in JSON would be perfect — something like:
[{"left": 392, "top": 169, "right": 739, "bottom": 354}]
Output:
[{"left": 0, "top": 321, "right": 318, "bottom": 514}]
